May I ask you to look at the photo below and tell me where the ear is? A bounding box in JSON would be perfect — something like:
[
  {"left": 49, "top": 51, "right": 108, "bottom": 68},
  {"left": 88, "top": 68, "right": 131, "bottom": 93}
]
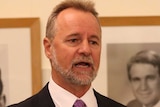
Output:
[{"left": 43, "top": 37, "right": 52, "bottom": 59}]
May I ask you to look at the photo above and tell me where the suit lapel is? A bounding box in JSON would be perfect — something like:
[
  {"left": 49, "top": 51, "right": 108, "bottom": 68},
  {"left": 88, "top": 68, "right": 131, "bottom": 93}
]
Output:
[
  {"left": 93, "top": 89, "right": 108, "bottom": 106},
  {"left": 36, "top": 83, "right": 56, "bottom": 107}
]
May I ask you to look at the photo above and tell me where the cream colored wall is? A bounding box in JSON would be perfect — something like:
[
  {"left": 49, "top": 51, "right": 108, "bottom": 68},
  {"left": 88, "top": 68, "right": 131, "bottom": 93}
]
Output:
[{"left": 1, "top": 0, "right": 160, "bottom": 100}]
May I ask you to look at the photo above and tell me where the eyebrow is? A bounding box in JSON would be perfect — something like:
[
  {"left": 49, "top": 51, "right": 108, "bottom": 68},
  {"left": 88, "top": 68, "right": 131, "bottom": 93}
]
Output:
[
  {"left": 66, "top": 33, "right": 80, "bottom": 38},
  {"left": 66, "top": 33, "right": 101, "bottom": 41},
  {"left": 90, "top": 35, "right": 100, "bottom": 41}
]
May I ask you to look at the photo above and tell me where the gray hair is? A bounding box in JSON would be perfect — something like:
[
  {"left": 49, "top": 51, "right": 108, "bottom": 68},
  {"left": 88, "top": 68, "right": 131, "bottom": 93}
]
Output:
[
  {"left": 127, "top": 50, "right": 160, "bottom": 80},
  {"left": 46, "top": 0, "right": 99, "bottom": 40}
]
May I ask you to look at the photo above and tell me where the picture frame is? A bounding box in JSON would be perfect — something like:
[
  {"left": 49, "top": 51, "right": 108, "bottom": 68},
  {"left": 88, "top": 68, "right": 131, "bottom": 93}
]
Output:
[
  {"left": 0, "top": 18, "right": 42, "bottom": 105},
  {"left": 98, "top": 16, "right": 160, "bottom": 105},
  {"left": 99, "top": 16, "right": 160, "bottom": 26}
]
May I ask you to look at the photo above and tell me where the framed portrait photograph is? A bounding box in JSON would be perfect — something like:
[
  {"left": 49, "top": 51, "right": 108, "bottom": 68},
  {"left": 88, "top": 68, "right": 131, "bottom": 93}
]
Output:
[
  {"left": 98, "top": 16, "right": 160, "bottom": 105},
  {"left": 0, "top": 18, "right": 42, "bottom": 105}
]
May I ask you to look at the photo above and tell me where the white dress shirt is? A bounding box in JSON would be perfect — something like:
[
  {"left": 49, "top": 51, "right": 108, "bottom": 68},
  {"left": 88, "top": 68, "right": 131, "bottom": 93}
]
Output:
[
  {"left": 48, "top": 77, "right": 98, "bottom": 107},
  {"left": 154, "top": 100, "right": 160, "bottom": 107},
  {"left": 143, "top": 100, "right": 160, "bottom": 107}
]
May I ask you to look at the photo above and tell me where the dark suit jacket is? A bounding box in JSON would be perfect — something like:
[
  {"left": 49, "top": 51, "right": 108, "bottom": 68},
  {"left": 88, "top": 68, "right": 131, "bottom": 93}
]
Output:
[
  {"left": 8, "top": 83, "right": 126, "bottom": 107},
  {"left": 127, "top": 99, "right": 142, "bottom": 107}
]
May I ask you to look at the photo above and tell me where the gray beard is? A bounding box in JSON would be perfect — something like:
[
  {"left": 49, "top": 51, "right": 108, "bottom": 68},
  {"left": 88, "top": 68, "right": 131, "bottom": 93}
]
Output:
[{"left": 51, "top": 49, "right": 97, "bottom": 85}]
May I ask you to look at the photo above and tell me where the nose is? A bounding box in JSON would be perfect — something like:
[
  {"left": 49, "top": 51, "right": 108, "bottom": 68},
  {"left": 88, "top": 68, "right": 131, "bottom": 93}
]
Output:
[
  {"left": 78, "top": 40, "right": 91, "bottom": 56},
  {"left": 139, "top": 79, "right": 148, "bottom": 90}
]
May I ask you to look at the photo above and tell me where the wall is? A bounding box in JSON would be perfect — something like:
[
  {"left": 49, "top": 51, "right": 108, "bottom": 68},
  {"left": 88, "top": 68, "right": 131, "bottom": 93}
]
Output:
[{"left": 1, "top": 0, "right": 160, "bottom": 103}]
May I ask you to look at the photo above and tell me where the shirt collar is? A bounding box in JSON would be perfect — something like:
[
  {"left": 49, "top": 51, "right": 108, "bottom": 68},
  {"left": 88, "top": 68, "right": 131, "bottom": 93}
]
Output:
[
  {"left": 48, "top": 77, "right": 98, "bottom": 107},
  {"left": 153, "top": 100, "right": 160, "bottom": 107},
  {"left": 143, "top": 100, "right": 160, "bottom": 107}
]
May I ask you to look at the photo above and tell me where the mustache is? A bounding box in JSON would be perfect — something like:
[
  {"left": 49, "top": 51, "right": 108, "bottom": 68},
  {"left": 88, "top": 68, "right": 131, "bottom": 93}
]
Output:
[{"left": 72, "top": 55, "right": 94, "bottom": 65}]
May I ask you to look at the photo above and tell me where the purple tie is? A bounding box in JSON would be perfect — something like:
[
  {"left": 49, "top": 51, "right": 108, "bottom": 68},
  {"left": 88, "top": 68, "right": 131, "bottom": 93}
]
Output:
[{"left": 73, "top": 99, "right": 87, "bottom": 107}]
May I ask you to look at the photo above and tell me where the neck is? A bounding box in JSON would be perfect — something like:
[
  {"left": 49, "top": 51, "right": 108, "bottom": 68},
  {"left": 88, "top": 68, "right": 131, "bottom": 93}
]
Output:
[{"left": 52, "top": 72, "right": 91, "bottom": 98}]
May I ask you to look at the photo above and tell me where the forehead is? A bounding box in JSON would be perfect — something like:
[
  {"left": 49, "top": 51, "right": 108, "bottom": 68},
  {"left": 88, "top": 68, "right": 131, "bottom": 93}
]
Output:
[
  {"left": 57, "top": 8, "right": 98, "bottom": 22},
  {"left": 130, "top": 63, "right": 159, "bottom": 77},
  {"left": 56, "top": 8, "right": 101, "bottom": 34}
]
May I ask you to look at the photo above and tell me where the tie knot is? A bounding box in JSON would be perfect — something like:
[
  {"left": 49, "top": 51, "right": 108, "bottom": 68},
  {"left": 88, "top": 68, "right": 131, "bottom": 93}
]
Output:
[{"left": 73, "top": 99, "right": 87, "bottom": 107}]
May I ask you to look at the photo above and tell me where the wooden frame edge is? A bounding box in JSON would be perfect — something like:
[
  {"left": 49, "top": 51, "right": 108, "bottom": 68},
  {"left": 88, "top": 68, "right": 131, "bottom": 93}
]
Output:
[
  {"left": 99, "top": 16, "right": 160, "bottom": 26},
  {"left": 0, "top": 18, "right": 42, "bottom": 95}
]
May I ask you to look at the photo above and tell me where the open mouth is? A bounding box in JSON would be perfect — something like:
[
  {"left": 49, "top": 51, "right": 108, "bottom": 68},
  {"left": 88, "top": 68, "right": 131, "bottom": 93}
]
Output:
[{"left": 74, "top": 61, "right": 92, "bottom": 68}]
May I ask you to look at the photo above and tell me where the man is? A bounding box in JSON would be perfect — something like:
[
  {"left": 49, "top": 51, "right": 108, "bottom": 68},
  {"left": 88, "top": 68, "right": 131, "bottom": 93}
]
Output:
[
  {"left": 0, "top": 69, "right": 6, "bottom": 107},
  {"left": 127, "top": 50, "right": 160, "bottom": 107},
  {"left": 8, "top": 0, "right": 125, "bottom": 107}
]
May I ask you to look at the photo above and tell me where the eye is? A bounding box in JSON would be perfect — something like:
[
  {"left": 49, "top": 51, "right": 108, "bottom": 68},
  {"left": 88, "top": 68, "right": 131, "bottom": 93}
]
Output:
[
  {"left": 89, "top": 39, "right": 100, "bottom": 47},
  {"left": 68, "top": 38, "right": 79, "bottom": 43},
  {"left": 66, "top": 38, "right": 81, "bottom": 47},
  {"left": 147, "top": 75, "right": 156, "bottom": 81},
  {"left": 90, "top": 40, "right": 98, "bottom": 45},
  {"left": 89, "top": 36, "right": 100, "bottom": 47},
  {"left": 131, "top": 77, "right": 140, "bottom": 83}
]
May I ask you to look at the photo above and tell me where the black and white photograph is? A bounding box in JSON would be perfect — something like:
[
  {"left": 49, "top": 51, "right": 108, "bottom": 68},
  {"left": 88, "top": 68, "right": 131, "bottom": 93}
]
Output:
[
  {"left": 107, "top": 43, "right": 160, "bottom": 107},
  {"left": 99, "top": 17, "right": 160, "bottom": 107}
]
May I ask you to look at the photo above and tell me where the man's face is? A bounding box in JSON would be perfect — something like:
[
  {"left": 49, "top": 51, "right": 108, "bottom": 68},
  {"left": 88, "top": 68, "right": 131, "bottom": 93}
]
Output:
[
  {"left": 129, "top": 63, "right": 160, "bottom": 107},
  {"left": 44, "top": 8, "right": 101, "bottom": 85}
]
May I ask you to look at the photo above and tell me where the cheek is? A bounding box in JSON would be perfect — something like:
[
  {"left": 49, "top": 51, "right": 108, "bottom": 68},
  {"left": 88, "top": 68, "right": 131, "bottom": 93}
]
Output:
[
  {"left": 55, "top": 48, "right": 75, "bottom": 67},
  {"left": 94, "top": 56, "right": 100, "bottom": 67},
  {"left": 151, "top": 81, "right": 160, "bottom": 91},
  {"left": 93, "top": 51, "right": 101, "bottom": 64}
]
